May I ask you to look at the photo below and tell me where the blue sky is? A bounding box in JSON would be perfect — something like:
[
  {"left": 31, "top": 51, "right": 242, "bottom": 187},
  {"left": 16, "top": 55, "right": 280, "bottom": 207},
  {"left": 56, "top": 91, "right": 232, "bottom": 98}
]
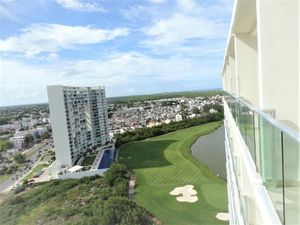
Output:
[{"left": 0, "top": 0, "right": 233, "bottom": 106}]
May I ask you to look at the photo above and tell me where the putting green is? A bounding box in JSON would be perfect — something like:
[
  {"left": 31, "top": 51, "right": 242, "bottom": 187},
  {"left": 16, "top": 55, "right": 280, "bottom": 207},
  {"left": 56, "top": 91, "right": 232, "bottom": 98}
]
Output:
[{"left": 119, "top": 121, "right": 228, "bottom": 225}]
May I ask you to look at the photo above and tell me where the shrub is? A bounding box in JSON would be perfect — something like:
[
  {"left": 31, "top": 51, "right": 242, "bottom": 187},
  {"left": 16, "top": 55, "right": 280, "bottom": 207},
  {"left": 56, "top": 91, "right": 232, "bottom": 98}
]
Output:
[
  {"left": 103, "top": 163, "right": 129, "bottom": 187},
  {"left": 14, "top": 186, "right": 25, "bottom": 194},
  {"left": 11, "top": 196, "right": 25, "bottom": 204},
  {"left": 102, "top": 196, "right": 152, "bottom": 225},
  {"left": 13, "top": 154, "right": 25, "bottom": 164},
  {"left": 113, "top": 180, "right": 128, "bottom": 197}
]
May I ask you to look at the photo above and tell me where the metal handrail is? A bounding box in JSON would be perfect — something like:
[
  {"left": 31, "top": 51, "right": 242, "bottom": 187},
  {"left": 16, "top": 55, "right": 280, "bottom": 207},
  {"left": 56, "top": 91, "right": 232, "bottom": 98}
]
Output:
[{"left": 224, "top": 91, "right": 300, "bottom": 143}]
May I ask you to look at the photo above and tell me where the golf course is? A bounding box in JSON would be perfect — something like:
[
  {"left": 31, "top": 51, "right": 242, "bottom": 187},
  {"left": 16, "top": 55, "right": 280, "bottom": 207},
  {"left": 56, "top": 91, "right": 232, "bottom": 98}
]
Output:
[{"left": 119, "top": 121, "right": 228, "bottom": 225}]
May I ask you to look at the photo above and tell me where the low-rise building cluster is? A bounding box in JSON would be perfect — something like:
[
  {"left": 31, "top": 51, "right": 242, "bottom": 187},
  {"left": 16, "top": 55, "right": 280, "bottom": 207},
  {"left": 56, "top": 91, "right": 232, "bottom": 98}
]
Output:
[
  {"left": 108, "top": 95, "right": 222, "bottom": 135},
  {"left": 0, "top": 104, "right": 51, "bottom": 169}
]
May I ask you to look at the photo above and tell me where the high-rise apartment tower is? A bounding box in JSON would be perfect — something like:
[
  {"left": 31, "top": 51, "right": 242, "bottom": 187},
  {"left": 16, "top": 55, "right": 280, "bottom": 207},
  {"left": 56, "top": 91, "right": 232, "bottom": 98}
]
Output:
[
  {"left": 47, "top": 85, "right": 110, "bottom": 167},
  {"left": 222, "top": 0, "right": 299, "bottom": 225}
]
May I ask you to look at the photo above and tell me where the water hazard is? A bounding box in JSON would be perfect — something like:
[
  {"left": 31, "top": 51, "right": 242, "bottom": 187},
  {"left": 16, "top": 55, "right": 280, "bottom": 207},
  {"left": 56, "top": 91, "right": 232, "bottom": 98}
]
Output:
[{"left": 190, "top": 126, "right": 226, "bottom": 179}]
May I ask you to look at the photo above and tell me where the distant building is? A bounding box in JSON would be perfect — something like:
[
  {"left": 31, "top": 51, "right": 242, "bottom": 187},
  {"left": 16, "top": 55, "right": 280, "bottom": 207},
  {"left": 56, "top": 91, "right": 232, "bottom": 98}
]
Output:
[
  {"left": 9, "top": 135, "right": 25, "bottom": 149},
  {"left": 175, "top": 114, "right": 183, "bottom": 122},
  {"left": 222, "top": 1, "right": 299, "bottom": 225},
  {"left": 209, "top": 108, "right": 218, "bottom": 114},
  {"left": 47, "top": 85, "right": 110, "bottom": 168},
  {"left": 34, "top": 127, "right": 47, "bottom": 136},
  {"left": 189, "top": 114, "right": 196, "bottom": 119},
  {"left": 164, "top": 119, "right": 171, "bottom": 124},
  {"left": 147, "top": 121, "right": 156, "bottom": 128},
  {"left": 0, "top": 124, "right": 12, "bottom": 132}
]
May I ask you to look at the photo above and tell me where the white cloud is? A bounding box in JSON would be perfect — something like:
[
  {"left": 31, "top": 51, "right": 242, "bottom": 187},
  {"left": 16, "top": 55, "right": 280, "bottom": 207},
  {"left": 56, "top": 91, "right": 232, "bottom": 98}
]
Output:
[
  {"left": 56, "top": 0, "right": 105, "bottom": 12},
  {"left": 0, "top": 24, "right": 129, "bottom": 56},
  {"left": 141, "top": 0, "right": 230, "bottom": 52},
  {"left": 0, "top": 53, "right": 221, "bottom": 106},
  {"left": 142, "top": 13, "right": 227, "bottom": 46},
  {"left": 176, "top": 0, "right": 198, "bottom": 12},
  {"left": 149, "top": 0, "right": 165, "bottom": 4}
]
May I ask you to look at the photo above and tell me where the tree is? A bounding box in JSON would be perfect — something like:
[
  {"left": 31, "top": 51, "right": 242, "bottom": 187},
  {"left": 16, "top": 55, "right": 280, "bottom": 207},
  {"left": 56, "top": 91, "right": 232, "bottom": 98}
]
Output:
[
  {"left": 192, "top": 107, "right": 200, "bottom": 114},
  {"left": 104, "top": 163, "right": 129, "bottom": 187},
  {"left": 41, "top": 131, "right": 50, "bottom": 139},
  {"left": 113, "top": 180, "right": 128, "bottom": 197},
  {"left": 102, "top": 196, "right": 152, "bottom": 225},
  {"left": 25, "top": 134, "right": 34, "bottom": 147},
  {"left": 0, "top": 140, "right": 13, "bottom": 151},
  {"left": 14, "top": 153, "right": 25, "bottom": 164},
  {"left": 23, "top": 179, "right": 29, "bottom": 187}
]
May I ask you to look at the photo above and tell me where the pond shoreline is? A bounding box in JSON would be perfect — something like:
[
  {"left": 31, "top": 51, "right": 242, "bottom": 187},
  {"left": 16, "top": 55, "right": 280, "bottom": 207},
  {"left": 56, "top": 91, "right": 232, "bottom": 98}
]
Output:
[{"left": 190, "top": 126, "right": 226, "bottom": 180}]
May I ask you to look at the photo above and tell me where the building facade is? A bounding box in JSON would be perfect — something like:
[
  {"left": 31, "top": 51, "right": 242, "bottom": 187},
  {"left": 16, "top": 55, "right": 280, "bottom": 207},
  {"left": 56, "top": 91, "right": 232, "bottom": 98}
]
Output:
[
  {"left": 47, "top": 85, "right": 110, "bottom": 167},
  {"left": 9, "top": 135, "right": 25, "bottom": 150},
  {"left": 222, "top": 0, "right": 299, "bottom": 225}
]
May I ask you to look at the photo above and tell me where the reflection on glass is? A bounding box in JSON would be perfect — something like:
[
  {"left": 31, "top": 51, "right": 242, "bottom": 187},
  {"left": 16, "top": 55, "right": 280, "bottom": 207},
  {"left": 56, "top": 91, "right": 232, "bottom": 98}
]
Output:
[
  {"left": 259, "top": 116, "right": 284, "bottom": 221},
  {"left": 244, "top": 106, "right": 256, "bottom": 162},
  {"left": 283, "top": 134, "right": 300, "bottom": 225}
]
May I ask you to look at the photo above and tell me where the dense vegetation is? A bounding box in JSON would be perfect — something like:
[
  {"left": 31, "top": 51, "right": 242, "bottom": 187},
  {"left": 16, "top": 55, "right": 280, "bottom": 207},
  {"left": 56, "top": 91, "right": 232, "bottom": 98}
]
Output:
[
  {"left": 0, "top": 139, "right": 13, "bottom": 151},
  {"left": 109, "top": 90, "right": 222, "bottom": 104},
  {"left": 116, "top": 112, "right": 223, "bottom": 147},
  {"left": 119, "top": 122, "right": 228, "bottom": 225},
  {"left": 0, "top": 163, "right": 152, "bottom": 225},
  {"left": 13, "top": 153, "right": 25, "bottom": 164}
]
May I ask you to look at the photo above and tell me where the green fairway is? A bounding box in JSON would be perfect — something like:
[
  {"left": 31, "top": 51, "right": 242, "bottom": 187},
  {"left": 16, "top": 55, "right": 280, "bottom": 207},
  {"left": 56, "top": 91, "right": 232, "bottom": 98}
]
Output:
[{"left": 119, "top": 121, "right": 228, "bottom": 225}]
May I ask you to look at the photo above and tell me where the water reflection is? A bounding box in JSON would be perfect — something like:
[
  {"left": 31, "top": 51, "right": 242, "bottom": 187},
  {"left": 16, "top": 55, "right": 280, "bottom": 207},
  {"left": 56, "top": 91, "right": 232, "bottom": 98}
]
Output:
[{"left": 190, "top": 126, "right": 226, "bottom": 179}]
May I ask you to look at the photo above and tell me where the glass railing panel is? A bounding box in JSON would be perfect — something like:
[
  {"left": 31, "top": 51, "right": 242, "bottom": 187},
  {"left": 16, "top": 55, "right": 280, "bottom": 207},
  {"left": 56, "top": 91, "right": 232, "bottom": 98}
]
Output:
[
  {"left": 231, "top": 96, "right": 237, "bottom": 121},
  {"left": 236, "top": 102, "right": 246, "bottom": 141},
  {"left": 224, "top": 91, "right": 300, "bottom": 225},
  {"left": 258, "top": 115, "right": 284, "bottom": 222},
  {"left": 283, "top": 133, "right": 300, "bottom": 225},
  {"left": 253, "top": 112, "right": 261, "bottom": 172},
  {"left": 224, "top": 91, "right": 231, "bottom": 107},
  {"left": 244, "top": 105, "right": 256, "bottom": 162}
]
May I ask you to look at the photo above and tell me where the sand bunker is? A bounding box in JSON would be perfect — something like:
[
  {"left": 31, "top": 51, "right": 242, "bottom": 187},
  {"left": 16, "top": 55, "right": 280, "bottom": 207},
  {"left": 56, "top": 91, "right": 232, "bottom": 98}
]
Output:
[
  {"left": 216, "top": 212, "right": 229, "bottom": 221},
  {"left": 169, "top": 185, "right": 198, "bottom": 203}
]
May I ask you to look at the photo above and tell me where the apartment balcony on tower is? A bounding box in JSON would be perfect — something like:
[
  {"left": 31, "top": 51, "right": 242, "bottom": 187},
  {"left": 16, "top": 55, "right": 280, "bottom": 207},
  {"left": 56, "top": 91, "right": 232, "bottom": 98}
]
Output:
[{"left": 221, "top": 0, "right": 299, "bottom": 225}]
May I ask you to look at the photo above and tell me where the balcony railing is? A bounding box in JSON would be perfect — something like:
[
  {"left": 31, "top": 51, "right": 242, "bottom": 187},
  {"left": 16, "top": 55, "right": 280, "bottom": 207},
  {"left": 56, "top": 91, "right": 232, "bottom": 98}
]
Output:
[{"left": 223, "top": 91, "right": 300, "bottom": 225}]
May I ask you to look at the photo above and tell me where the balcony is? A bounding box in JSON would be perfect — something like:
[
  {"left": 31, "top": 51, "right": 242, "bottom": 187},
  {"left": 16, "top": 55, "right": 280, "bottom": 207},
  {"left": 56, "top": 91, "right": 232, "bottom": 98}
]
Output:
[{"left": 224, "top": 92, "right": 300, "bottom": 225}]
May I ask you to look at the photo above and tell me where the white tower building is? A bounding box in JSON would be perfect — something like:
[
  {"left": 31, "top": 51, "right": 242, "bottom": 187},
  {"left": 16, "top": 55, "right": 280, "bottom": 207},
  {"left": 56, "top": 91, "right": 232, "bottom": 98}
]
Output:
[
  {"left": 222, "top": 1, "right": 299, "bottom": 225},
  {"left": 47, "top": 85, "right": 110, "bottom": 168}
]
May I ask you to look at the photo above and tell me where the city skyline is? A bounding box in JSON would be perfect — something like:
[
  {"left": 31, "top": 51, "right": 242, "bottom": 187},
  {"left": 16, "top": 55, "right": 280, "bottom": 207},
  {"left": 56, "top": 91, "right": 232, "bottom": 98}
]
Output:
[{"left": 0, "top": 0, "right": 233, "bottom": 106}]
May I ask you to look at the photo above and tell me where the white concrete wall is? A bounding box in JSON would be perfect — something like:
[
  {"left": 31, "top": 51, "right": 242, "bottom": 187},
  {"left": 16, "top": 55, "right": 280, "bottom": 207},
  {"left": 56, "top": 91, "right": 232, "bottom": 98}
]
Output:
[
  {"left": 229, "top": 55, "right": 237, "bottom": 95},
  {"left": 234, "top": 34, "right": 259, "bottom": 107},
  {"left": 256, "top": 0, "right": 299, "bottom": 131},
  {"left": 47, "top": 86, "right": 72, "bottom": 167},
  {"left": 57, "top": 169, "right": 107, "bottom": 179},
  {"left": 222, "top": 0, "right": 300, "bottom": 224}
]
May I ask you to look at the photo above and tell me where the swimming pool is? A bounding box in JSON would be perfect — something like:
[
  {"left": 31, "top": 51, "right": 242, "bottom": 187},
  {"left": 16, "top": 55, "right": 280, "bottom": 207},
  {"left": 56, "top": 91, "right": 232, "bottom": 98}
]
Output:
[{"left": 97, "top": 149, "right": 115, "bottom": 169}]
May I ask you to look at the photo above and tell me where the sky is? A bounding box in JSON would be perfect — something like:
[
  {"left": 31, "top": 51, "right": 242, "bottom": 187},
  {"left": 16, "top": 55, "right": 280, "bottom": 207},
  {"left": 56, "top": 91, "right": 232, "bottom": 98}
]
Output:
[{"left": 0, "top": 0, "right": 233, "bottom": 106}]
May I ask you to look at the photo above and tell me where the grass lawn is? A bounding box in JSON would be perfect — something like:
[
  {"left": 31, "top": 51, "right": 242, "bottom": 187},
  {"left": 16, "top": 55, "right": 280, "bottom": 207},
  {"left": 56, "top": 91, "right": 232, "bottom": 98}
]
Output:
[
  {"left": 119, "top": 121, "right": 228, "bottom": 225},
  {"left": 81, "top": 155, "right": 96, "bottom": 166},
  {"left": 23, "top": 163, "right": 48, "bottom": 181}
]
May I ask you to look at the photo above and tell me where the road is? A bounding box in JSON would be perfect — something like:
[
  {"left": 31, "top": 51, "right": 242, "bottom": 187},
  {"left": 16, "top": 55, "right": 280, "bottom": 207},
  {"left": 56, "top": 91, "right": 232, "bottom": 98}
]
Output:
[{"left": 0, "top": 139, "right": 53, "bottom": 193}]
